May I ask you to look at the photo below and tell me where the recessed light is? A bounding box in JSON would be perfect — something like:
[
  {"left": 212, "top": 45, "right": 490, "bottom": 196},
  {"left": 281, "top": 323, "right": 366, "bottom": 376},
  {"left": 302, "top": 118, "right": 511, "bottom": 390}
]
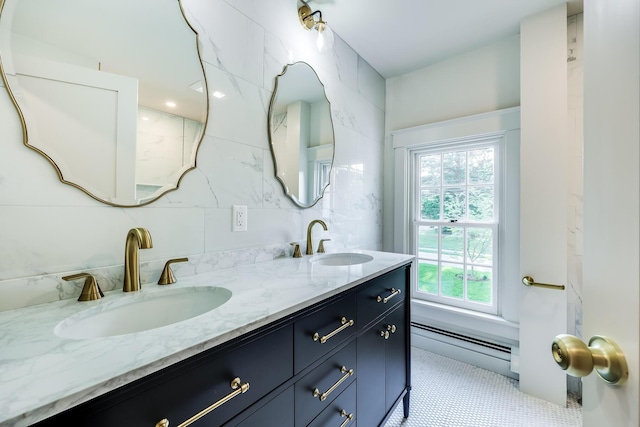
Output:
[
  {"left": 166, "top": 101, "right": 176, "bottom": 107},
  {"left": 212, "top": 91, "right": 226, "bottom": 99}
]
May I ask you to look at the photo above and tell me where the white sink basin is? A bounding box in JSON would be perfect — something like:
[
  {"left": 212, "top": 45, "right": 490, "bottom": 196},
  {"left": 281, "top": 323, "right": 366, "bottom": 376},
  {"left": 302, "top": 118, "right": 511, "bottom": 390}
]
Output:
[
  {"left": 310, "top": 253, "right": 374, "bottom": 266},
  {"left": 55, "top": 286, "right": 232, "bottom": 339}
]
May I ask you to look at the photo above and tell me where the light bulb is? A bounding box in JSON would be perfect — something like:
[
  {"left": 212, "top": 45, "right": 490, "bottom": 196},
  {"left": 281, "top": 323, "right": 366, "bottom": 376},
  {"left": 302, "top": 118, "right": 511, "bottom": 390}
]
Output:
[{"left": 315, "top": 20, "right": 334, "bottom": 53}]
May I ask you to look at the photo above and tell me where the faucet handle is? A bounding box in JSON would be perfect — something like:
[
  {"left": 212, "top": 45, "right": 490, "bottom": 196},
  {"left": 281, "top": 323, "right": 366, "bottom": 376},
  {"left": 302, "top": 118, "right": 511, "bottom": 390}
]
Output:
[
  {"left": 63, "top": 273, "right": 104, "bottom": 301},
  {"left": 317, "top": 239, "right": 331, "bottom": 253},
  {"left": 290, "top": 242, "right": 302, "bottom": 258},
  {"left": 158, "top": 257, "right": 189, "bottom": 285}
]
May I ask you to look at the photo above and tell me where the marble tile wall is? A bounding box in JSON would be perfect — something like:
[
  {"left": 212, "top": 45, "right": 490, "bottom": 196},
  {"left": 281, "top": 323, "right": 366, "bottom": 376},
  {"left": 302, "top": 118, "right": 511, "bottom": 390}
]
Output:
[
  {"left": 0, "top": 0, "right": 386, "bottom": 311},
  {"left": 566, "top": 13, "right": 584, "bottom": 397}
]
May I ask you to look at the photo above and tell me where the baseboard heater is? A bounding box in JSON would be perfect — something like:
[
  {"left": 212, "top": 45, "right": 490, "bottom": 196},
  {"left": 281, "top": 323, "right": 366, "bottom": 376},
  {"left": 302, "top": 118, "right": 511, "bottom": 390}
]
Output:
[{"left": 411, "top": 322, "right": 511, "bottom": 355}]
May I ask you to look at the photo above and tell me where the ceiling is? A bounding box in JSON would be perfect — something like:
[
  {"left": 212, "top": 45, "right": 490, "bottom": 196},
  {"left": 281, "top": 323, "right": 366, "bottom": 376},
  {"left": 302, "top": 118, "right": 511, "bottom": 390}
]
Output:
[{"left": 313, "top": 0, "right": 584, "bottom": 78}]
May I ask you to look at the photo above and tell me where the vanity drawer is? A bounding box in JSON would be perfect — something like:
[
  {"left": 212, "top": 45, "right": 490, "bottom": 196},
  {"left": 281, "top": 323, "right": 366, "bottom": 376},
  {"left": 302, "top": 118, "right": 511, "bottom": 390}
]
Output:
[
  {"left": 36, "top": 324, "right": 293, "bottom": 427},
  {"left": 307, "top": 381, "right": 357, "bottom": 427},
  {"left": 357, "top": 267, "right": 407, "bottom": 329},
  {"left": 295, "top": 340, "right": 357, "bottom": 427},
  {"left": 229, "top": 386, "right": 294, "bottom": 427},
  {"left": 294, "top": 294, "right": 356, "bottom": 373}
]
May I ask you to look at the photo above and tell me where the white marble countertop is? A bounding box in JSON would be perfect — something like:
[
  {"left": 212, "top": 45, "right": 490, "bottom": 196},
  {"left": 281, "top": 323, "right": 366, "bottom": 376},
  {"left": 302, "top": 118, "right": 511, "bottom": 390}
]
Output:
[{"left": 0, "top": 250, "right": 414, "bottom": 426}]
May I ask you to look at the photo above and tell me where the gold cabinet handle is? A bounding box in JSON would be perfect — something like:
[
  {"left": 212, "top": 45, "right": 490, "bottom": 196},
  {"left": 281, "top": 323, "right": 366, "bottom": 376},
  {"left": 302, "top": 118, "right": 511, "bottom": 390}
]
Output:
[
  {"left": 155, "top": 377, "right": 250, "bottom": 427},
  {"left": 552, "top": 334, "right": 628, "bottom": 385},
  {"left": 521, "top": 275, "right": 565, "bottom": 290},
  {"left": 312, "top": 366, "right": 354, "bottom": 402},
  {"left": 376, "top": 288, "right": 401, "bottom": 303},
  {"left": 339, "top": 409, "right": 354, "bottom": 427},
  {"left": 313, "top": 317, "right": 355, "bottom": 344},
  {"left": 380, "top": 325, "right": 397, "bottom": 339}
]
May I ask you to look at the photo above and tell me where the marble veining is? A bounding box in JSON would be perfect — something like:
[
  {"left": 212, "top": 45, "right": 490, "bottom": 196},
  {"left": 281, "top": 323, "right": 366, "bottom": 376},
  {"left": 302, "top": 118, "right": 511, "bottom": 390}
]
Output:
[
  {"left": 0, "top": 250, "right": 413, "bottom": 426},
  {"left": 0, "top": 243, "right": 291, "bottom": 312}
]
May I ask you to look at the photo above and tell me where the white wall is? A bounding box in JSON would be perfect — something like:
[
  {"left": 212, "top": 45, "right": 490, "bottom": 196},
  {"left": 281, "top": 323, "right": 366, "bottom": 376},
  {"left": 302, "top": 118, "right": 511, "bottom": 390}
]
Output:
[
  {"left": 383, "top": 13, "right": 586, "bottom": 389},
  {"left": 519, "top": 4, "right": 568, "bottom": 406},
  {"left": 383, "top": 36, "right": 521, "bottom": 251},
  {"left": 0, "top": 0, "right": 386, "bottom": 310}
]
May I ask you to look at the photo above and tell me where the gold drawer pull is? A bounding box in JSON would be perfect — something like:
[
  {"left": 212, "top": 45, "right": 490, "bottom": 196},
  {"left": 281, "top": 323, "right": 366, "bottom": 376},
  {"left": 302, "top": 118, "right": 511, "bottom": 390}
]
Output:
[
  {"left": 313, "top": 317, "right": 355, "bottom": 344},
  {"left": 376, "top": 288, "right": 401, "bottom": 304},
  {"left": 339, "top": 409, "right": 354, "bottom": 427},
  {"left": 312, "top": 366, "right": 354, "bottom": 401},
  {"left": 155, "top": 377, "right": 250, "bottom": 427}
]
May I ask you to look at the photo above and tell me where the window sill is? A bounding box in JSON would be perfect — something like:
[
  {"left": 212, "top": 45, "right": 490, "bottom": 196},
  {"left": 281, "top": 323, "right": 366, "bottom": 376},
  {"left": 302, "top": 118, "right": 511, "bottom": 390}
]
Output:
[{"left": 411, "top": 298, "right": 519, "bottom": 346}]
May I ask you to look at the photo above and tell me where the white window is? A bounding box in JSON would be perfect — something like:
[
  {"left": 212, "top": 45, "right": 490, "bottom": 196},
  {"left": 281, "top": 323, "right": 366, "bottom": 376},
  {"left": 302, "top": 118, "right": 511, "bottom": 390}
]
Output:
[
  {"left": 392, "top": 108, "right": 520, "bottom": 343},
  {"left": 412, "top": 142, "right": 498, "bottom": 314}
]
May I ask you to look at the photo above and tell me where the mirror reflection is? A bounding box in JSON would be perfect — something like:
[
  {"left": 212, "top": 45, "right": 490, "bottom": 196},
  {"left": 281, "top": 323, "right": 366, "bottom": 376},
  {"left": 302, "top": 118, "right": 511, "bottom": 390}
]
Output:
[
  {"left": 0, "top": 0, "right": 208, "bottom": 206},
  {"left": 268, "top": 62, "right": 334, "bottom": 208}
]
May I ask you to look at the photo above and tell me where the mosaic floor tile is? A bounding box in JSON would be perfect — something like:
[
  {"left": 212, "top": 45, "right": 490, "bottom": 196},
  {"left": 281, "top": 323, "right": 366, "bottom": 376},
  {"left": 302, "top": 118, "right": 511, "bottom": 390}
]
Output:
[{"left": 385, "top": 347, "right": 582, "bottom": 427}]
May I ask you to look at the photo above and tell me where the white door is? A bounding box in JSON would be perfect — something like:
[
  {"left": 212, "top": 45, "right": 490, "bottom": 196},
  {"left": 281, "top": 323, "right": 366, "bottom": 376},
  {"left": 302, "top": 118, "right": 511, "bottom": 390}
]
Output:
[
  {"left": 518, "top": 4, "right": 568, "bottom": 407},
  {"left": 582, "top": 0, "right": 639, "bottom": 425}
]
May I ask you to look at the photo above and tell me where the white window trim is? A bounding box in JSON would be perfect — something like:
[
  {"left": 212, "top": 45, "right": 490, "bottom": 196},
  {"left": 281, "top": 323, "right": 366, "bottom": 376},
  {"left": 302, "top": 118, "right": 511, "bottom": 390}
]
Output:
[{"left": 392, "top": 107, "right": 521, "bottom": 344}]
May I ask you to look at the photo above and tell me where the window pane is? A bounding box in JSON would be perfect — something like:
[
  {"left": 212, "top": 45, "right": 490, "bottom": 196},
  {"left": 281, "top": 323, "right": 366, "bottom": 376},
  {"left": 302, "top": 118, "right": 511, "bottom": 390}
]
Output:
[
  {"left": 420, "top": 154, "right": 441, "bottom": 186},
  {"left": 467, "top": 265, "right": 492, "bottom": 304},
  {"left": 466, "top": 228, "right": 493, "bottom": 266},
  {"left": 468, "top": 148, "right": 494, "bottom": 184},
  {"left": 412, "top": 142, "right": 499, "bottom": 315},
  {"left": 468, "top": 186, "right": 494, "bottom": 221},
  {"left": 418, "top": 226, "right": 438, "bottom": 260},
  {"left": 441, "top": 226, "right": 464, "bottom": 262},
  {"left": 443, "top": 151, "right": 466, "bottom": 185},
  {"left": 417, "top": 260, "right": 438, "bottom": 294},
  {"left": 443, "top": 187, "right": 465, "bottom": 220},
  {"left": 420, "top": 189, "right": 441, "bottom": 220},
  {"left": 441, "top": 262, "right": 463, "bottom": 299}
]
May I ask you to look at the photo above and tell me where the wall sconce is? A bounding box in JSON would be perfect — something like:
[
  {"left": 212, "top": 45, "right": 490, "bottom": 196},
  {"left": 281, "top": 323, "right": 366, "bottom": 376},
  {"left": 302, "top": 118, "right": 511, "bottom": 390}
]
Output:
[{"left": 298, "top": 0, "right": 334, "bottom": 53}]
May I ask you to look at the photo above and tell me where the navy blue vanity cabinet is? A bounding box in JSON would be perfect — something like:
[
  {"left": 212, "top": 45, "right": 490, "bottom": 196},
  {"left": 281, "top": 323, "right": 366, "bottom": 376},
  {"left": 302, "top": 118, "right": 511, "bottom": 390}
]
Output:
[
  {"left": 230, "top": 387, "right": 295, "bottom": 427},
  {"left": 356, "top": 267, "right": 411, "bottom": 427},
  {"left": 294, "top": 340, "right": 357, "bottom": 426},
  {"left": 307, "top": 381, "right": 357, "bottom": 427},
  {"left": 34, "top": 263, "right": 411, "bottom": 427},
  {"left": 293, "top": 294, "right": 357, "bottom": 373},
  {"left": 33, "top": 324, "right": 294, "bottom": 427}
]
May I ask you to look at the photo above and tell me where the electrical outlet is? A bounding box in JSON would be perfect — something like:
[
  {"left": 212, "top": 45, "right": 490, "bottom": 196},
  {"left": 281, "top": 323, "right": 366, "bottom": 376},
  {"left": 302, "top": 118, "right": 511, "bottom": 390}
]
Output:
[{"left": 232, "top": 205, "right": 248, "bottom": 232}]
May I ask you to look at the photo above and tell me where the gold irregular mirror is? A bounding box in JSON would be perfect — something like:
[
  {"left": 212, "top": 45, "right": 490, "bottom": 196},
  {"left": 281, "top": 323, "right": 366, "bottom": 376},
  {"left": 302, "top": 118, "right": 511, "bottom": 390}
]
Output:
[
  {"left": 268, "top": 62, "right": 334, "bottom": 208},
  {"left": 0, "top": 0, "right": 208, "bottom": 206}
]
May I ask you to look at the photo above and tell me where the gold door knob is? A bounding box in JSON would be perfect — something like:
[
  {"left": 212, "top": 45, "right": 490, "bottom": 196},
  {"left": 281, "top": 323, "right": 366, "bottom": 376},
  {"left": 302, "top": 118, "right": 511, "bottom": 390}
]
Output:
[{"left": 552, "top": 334, "right": 628, "bottom": 385}]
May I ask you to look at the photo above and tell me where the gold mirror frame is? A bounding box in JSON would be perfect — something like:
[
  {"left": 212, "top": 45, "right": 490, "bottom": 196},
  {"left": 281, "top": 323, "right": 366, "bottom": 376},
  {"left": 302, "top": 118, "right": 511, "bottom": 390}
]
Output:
[
  {"left": 268, "top": 62, "right": 335, "bottom": 208},
  {"left": 0, "top": 0, "right": 209, "bottom": 207}
]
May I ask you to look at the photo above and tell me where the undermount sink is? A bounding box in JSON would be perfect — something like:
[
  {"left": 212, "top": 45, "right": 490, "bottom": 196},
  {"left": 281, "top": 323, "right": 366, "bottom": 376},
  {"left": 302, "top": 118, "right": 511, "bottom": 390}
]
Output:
[
  {"left": 55, "top": 286, "right": 232, "bottom": 340},
  {"left": 310, "top": 253, "right": 374, "bottom": 266}
]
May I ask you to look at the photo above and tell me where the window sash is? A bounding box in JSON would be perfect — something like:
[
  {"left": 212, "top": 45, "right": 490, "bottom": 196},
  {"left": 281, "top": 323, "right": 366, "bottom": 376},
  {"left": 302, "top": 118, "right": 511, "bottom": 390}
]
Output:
[
  {"left": 413, "top": 221, "right": 498, "bottom": 313},
  {"left": 411, "top": 140, "right": 500, "bottom": 315}
]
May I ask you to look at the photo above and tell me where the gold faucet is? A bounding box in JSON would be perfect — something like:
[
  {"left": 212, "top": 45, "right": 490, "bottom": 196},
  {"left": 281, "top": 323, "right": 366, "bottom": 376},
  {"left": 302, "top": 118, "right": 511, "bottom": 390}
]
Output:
[
  {"left": 306, "top": 219, "right": 328, "bottom": 255},
  {"left": 123, "top": 227, "right": 153, "bottom": 292}
]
